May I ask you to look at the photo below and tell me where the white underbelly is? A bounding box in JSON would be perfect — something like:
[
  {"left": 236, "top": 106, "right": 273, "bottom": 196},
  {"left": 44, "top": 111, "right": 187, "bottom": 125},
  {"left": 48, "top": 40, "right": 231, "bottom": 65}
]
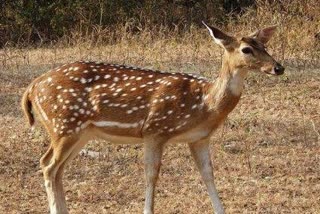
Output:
[
  {"left": 82, "top": 128, "right": 143, "bottom": 144},
  {"left": 81, "top": 125, "right": 213, "bottom": 145},
  {"left": 168, "top": 128, "right": 211, "bottom": 144}
]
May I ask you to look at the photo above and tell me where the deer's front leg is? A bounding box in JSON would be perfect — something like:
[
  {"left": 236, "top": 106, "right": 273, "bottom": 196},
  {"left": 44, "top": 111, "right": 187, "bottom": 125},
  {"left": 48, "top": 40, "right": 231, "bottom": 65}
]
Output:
[
  {"left": 143, "top": 139, "right": 164, "bottom": 214},
  {"left": 189, "top": 139, "right": 225, "bottom": 214}
]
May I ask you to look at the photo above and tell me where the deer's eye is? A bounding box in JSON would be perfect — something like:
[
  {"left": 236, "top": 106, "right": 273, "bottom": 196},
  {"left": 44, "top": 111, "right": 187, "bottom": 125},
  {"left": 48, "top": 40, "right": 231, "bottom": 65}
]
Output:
[{"left": 242, "top": 47, "right": 253, "bottom": 55}]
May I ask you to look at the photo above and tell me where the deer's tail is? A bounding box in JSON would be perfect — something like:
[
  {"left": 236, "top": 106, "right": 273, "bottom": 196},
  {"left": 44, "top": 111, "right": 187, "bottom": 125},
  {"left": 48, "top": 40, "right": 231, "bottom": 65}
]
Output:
[{"left": 21, "top": 87, "right": 35, "bottom": 128}]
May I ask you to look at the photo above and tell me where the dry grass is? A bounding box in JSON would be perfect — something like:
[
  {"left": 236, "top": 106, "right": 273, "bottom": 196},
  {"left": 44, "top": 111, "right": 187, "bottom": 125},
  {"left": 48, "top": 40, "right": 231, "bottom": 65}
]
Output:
[{"left": 0, "top": 24, "right": 319, "bottom": 213}]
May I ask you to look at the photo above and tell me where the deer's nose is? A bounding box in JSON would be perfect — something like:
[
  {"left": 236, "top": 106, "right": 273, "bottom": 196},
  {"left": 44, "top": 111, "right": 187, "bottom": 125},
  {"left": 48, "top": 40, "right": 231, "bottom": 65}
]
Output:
[{"left": 274, "top": 63, "right": 285, "bottom": 75}]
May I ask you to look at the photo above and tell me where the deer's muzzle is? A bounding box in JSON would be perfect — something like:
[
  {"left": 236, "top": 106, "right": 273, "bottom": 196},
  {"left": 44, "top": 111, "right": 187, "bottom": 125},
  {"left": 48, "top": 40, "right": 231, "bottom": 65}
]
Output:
[{"left": 274, "top": 63, "right": 285, "bottom": 75}]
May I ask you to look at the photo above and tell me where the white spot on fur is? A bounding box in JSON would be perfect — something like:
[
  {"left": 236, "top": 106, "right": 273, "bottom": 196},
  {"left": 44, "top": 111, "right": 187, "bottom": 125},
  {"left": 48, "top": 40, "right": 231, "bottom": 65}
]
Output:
[{"left": 80, "top": 78, "right": 87, "bottom": 84}]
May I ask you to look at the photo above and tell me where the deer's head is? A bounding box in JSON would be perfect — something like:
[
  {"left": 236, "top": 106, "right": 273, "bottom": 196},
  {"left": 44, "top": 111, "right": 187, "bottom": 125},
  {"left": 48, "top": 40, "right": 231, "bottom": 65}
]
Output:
[{"left": 203, "top": 22, "right": 285, "bottom": 76}]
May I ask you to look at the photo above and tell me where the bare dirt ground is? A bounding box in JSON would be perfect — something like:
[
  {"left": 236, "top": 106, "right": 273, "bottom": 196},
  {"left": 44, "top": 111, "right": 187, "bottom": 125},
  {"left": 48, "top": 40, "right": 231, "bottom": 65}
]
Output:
[{"left": 0, "top": 53, "right": 319, "bottom": 213}]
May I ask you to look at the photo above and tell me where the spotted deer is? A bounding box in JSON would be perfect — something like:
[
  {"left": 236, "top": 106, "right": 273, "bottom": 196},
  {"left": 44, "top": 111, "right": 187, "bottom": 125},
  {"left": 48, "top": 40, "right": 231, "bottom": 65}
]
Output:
[{"left": 22, "top": 22, "right": 284, "bottom": 214}]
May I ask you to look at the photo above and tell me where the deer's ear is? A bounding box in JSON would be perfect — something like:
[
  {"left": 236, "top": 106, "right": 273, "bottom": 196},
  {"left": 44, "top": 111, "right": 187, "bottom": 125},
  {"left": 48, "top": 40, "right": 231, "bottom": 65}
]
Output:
[
  {"left": 202, "top": 21, "right": 235, "bottom": 49},
  {"left": 250, "top": 25, "right": 277, "bottom": 44}
]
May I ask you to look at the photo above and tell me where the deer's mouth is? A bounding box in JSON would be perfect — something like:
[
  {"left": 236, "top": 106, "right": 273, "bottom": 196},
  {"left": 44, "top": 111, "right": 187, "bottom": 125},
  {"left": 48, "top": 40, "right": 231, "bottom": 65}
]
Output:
[
  {"left": 263, "top": 69, "right": 279, "bottom": 76},
  {"left": 261, "top": 65, "right": 285, "bottom": 76}
]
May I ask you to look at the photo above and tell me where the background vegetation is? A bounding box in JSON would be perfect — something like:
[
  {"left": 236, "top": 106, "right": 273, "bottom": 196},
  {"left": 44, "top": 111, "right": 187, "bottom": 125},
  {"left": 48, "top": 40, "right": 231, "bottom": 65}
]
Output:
[
  {"left": 1, "top": 0, "right": 319, "bottom": 67},
  {"left": 1, "top": 0, "right": 255, "bottom": 45}
]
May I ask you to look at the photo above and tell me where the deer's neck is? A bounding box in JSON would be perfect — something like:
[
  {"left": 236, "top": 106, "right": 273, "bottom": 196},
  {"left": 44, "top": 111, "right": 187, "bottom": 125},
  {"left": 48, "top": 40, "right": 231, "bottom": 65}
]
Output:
[{"left": 206, "top": 59, "right": 247, "bottom": 112}]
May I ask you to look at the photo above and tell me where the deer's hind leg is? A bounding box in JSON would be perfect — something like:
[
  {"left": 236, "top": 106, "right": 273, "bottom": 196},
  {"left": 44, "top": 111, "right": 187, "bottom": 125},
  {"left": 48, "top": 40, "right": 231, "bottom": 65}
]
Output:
[
  {"left": 41, "top": 135, "right": 88, "bottom": 214},
  {"left": 40, "top": 145, "right": 53, "bottom": 170},
  {"left": 54, "top": 137, "right": 89, "bottom": 213}
]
